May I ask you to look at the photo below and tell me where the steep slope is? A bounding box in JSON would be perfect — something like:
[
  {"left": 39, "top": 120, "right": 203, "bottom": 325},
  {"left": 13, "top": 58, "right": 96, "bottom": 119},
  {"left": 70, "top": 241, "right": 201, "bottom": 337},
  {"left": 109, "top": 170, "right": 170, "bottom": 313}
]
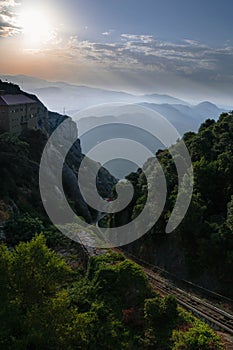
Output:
[
  {"left": 111, "top": 112, "right": 233, "bottom": 297},
  {"left": 0, "top": 81, "right": 116, "bottom": 227}
]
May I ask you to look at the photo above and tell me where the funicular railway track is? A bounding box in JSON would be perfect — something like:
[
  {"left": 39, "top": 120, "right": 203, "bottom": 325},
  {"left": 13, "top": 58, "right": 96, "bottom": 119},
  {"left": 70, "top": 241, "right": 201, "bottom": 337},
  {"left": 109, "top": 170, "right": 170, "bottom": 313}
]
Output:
[
  {"left": 77, "top": 231, "right": 233, "bottom": 337},
  {"left": 118, "top": 249, "right": 233, "bottom": 337},
  {"left": 145, "top": 268, "right": 233, "bottom": 336}
]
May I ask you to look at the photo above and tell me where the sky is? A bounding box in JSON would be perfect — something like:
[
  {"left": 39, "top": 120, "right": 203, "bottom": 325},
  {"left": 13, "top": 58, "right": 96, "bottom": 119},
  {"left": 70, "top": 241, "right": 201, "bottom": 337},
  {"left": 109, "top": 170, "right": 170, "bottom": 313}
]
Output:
[{"left": 0, "top": 0, "right": 233, "bottom": 104}]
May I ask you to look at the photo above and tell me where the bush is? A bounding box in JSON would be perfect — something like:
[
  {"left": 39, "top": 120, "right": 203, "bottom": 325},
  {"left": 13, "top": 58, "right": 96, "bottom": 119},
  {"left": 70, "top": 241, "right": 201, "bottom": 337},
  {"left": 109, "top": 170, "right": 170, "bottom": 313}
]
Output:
[
  {"left": 171, "top": 322, "right": 223, "bottom": 349},
  {"left": 4, "top": 213, "right": 44, "bottom": 245}
]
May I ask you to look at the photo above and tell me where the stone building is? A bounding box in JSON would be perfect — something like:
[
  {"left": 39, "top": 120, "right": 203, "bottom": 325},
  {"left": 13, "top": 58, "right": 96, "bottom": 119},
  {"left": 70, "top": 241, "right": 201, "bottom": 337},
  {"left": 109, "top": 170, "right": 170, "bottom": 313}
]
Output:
[{"left": 0, "top": 91, "right": 38, "bottom": 135}]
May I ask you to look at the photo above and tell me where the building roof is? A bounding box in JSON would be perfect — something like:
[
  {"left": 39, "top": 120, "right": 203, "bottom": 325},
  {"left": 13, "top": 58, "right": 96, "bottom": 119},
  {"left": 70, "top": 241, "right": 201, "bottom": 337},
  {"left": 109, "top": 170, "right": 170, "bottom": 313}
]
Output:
[{"left": 0, "top": 94, "right": 36, "bottom": 106}]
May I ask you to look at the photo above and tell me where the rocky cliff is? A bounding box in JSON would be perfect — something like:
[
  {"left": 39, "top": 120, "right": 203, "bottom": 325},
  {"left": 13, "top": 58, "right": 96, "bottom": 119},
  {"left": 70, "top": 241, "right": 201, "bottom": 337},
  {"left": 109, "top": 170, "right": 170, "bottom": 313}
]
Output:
[{"left": 0, "top": 80, "right": 116, "bottom": 225}]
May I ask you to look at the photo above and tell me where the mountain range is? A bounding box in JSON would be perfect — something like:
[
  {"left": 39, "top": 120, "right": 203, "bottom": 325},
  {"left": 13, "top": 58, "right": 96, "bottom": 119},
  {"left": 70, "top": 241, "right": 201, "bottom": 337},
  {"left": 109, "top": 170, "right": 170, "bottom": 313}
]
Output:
[
  {"left": 0, "top": 74, "right": 213, "bottom": 113},
  {"left": 1, "top": 74, "right": 227, "bottom": 124}
]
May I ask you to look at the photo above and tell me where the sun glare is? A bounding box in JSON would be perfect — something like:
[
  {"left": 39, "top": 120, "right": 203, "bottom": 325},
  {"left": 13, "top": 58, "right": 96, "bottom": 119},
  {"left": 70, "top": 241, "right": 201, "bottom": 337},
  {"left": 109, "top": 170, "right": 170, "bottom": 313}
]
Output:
[{"left": 19, "top": 8, "right": 54, "bottom": 47}]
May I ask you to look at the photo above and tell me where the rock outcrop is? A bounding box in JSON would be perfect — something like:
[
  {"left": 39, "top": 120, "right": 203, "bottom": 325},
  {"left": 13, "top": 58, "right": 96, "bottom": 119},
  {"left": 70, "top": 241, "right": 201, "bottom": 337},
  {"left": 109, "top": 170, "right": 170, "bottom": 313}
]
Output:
[{"left": 0, "top": 80, "right": 116, "bottom": 224}]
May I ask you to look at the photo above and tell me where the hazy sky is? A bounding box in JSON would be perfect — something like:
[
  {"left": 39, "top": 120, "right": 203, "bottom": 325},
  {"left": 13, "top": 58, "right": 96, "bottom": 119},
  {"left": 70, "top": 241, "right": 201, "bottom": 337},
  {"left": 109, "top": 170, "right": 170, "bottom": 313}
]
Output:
[{"left": 0, "top": 0, "right": 233, "bottom": 104}]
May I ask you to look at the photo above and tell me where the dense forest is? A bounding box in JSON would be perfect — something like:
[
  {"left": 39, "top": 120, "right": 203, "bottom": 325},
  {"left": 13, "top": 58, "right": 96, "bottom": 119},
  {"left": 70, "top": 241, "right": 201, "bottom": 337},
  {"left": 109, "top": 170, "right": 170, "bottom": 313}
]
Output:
[
  {"left": 111, "top": 112, "right": 233, "bottom": 297},
  {"left": 0, "top": 235, "right": 223, "bottom": 349},
  {"left": 0, "top": 89, "right": 231, "bottom": 348}
]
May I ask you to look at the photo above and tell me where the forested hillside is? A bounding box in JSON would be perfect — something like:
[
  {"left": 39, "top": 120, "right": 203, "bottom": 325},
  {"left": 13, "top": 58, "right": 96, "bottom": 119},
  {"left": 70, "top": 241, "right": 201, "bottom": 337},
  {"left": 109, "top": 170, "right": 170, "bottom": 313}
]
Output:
[
  {"left": 0, "top": 80, "right": 116, "bottom": 229},
  {"left": 0, "top": 81, "right": 230, "bottom": 348},
  {"left": 0, "top": 119, "right": 226, "bottom": 350},
  {"left": 111, "top": 112, "right": 233, "bottom": 297},
  {"left": 0, "top": 235, "right": 223, "bottom": 349}
]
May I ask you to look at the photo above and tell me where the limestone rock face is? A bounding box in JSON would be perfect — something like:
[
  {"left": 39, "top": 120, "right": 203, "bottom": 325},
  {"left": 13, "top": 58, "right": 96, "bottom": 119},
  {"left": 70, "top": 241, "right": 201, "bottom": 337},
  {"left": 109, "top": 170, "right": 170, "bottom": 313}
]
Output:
[
  {"left": 47, "top": 111, "right": 82, "bottom": 165},
  {"left": 0, "top": 80, "right": 116, "bottom": 224},
  {"left": 46, "top": 111, "right": 117, "bottom": 207}
]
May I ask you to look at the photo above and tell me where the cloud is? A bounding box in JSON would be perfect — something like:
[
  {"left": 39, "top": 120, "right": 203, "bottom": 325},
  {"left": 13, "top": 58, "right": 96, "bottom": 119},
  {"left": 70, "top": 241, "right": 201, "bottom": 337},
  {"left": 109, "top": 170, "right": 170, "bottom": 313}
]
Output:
[
  {"left": 121, "top": 34, "right": 154, "bottom": 43},
  {"left": 0, "top": 0, "right": 21, "bottom": 37},
  {"left": 183, "top": 39, "right": 200, "bottom": 46},
  {"left": 35, "top": 32, "right": 233, "bottom": 84},
  {"left": 70, "top": 35, "right": 233, "bottom": 84},
  {"left": 20, "top": 31, "right": 233, "bottom": 102},
  {"left": 102, "top": 29, "right": 115, "bottom": 36},
  {"left": 32, "top": 32, "right": 233, "bottom": 81}
]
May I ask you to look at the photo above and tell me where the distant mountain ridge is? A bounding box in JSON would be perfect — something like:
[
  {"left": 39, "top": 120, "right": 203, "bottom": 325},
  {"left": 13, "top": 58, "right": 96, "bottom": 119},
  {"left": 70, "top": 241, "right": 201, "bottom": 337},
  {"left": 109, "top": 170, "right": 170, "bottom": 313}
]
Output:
[
  {"left": 0, "top": 75, "right": 227, "bottom": 152},
  {"left": 140, "top": 101, "right": 225, "bottom": 134},
  {"left": 1, "top": 74, "right": 194, "bottom": 114},
  {"left": 143, "top": 93, "right": 188, "bottom": 105}
]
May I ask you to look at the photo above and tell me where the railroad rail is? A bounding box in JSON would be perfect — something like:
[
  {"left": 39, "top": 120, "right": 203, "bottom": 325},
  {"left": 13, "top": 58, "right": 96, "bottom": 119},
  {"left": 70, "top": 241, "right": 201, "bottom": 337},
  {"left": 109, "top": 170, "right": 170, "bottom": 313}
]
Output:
[
  {"left": 76, "top": 230, "right": 233, "bottom": 336},
  {"left": 145, "top": 268, "right": 233, "bottom": 336},
  {"left": 119, "top": 248, "right": 233, "bottom": 336}
]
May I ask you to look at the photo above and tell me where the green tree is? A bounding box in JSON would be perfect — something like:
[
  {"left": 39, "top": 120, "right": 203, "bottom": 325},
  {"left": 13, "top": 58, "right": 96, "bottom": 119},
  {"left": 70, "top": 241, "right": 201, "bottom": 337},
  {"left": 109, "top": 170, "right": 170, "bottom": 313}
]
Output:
[
  {"left": 172, "top": 323, "right": 223, "bottom": 349},
  {"left": 143, "top": 295, "right": 178, "bottom": 349},
  {"left": 4, "top": 213, "right": 44, "bottom": 245},
  {"left": 12, "top": 234, "right": 72, "bottom": 307},
  {"left": 227, "top": 196, "right": 233, "bottom": 232},
  {"left": 0, "top": 235, "right": 74, "bottom": 349}
]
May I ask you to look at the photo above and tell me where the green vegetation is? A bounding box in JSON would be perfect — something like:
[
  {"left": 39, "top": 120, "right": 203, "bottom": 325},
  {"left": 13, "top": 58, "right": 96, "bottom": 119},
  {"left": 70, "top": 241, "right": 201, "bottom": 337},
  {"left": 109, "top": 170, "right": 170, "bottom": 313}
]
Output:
[
  {"left": 4, "top": 212, "right": 77, "bottom": 249},
  {"left": 0, "top": 131, "right": 48, "bottom": 218},
  {"left": 0, "top": 235, "right": 223, "bottom": 349},
  {"left": 111, "top": 112, "right": 233, "bottom": 297},
  {"left": 0, "top": 92, "right": 229, "bottom": 349},
  {"left": 172, "top": 322, "right": 223, "bottom": 350},
  {"left": 4, "top": 213, "right": 44, "bottom": 245}
]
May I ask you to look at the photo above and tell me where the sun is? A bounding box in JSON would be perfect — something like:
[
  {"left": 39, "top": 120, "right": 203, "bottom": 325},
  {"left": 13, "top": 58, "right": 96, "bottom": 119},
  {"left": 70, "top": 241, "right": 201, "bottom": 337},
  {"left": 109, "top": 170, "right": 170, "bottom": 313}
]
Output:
[{"left": 19, "top": 8, "right": 54, "bottom": 47}]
